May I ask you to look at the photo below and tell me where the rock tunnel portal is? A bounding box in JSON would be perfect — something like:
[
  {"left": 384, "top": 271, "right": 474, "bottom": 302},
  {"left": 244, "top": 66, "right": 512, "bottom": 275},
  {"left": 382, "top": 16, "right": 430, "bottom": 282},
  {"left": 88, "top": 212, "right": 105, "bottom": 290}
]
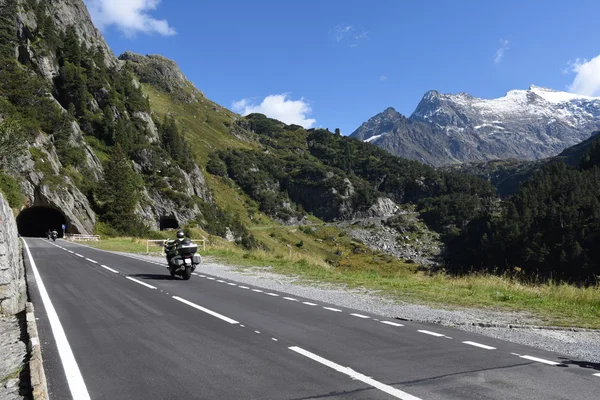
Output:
[{"left": 16, "top": 206, "right": 68, "bottom": 238}]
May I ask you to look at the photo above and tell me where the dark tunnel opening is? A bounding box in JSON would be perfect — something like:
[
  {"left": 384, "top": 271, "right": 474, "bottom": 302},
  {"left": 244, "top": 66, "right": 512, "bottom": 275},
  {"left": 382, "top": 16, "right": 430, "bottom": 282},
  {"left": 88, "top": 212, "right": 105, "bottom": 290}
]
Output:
[
  {"left": 17, "top": 207, "right": 67, "bottom": 238},
  {"left": 159, "top": 216, "right": 179, "bottom": 231}
]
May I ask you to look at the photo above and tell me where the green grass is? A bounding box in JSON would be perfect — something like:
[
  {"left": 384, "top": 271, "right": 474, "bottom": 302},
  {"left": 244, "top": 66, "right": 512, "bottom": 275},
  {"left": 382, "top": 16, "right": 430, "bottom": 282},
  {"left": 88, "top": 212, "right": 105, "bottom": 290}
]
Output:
[{"left": 86, "top": 236, "right": 600, "bottom": 329}]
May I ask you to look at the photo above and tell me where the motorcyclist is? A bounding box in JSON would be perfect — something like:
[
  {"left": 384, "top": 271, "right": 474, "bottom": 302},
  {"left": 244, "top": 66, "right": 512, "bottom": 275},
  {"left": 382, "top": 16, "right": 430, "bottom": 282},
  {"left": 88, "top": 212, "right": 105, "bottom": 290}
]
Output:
[
  {"left": 51, "top": 229, "right": 58, "bottom": 240},
  {"left": 165, "top": 230, "right": 186, "bottom": 264}
]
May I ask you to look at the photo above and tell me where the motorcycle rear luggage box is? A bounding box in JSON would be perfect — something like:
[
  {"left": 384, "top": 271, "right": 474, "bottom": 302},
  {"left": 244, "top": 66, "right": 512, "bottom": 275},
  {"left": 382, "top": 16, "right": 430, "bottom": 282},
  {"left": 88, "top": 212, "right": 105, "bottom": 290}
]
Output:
[{"left": 177, "top": 243, "right": 198, "bottom": 256}]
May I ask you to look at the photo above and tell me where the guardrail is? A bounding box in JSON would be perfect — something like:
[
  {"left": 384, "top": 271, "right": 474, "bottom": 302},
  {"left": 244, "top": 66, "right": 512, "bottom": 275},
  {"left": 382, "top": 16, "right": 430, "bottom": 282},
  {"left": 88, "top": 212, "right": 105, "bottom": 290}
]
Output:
[
  {"left": 146, "top": 238, "right": 206, "bottom": 254},
  {"left": 65, "top": 234, "right": 101, "bottom": 241}
]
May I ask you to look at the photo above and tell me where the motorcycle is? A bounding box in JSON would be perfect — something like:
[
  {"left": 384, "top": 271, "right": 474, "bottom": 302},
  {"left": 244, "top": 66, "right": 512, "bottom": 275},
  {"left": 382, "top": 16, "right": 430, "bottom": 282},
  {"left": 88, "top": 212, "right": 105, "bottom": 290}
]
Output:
[
  {"left": 51, "top": 231, "right": 58, "bottom": 241},
  {"left": 164, "top": 239, "right": 202, "bottom": 280}
]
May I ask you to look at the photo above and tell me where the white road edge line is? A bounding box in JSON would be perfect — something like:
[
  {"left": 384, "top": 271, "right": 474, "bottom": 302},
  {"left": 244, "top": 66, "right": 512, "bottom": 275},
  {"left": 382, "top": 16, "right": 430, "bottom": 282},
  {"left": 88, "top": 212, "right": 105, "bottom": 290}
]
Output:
[
  {"left": 350, "top": 313, "right": 370, "bottom": 319},
  {"left": 125, "top": 276, "right": 157, "bottom": 290},
  {"left": 172, "top": 296, "right": 239, "bottom": 324},
  {"left": 22, "top": 239, "right": 92, "bottom": 400},
  {"left": 323, "top": 307, "right": 342, "bottom": 312},
  {"left": 519, "top": 355, "right": 564, "bottom": 366},
  {"left": 381, "top": 321, "right": 404, "bottom": 327},
  {"left": 418, "top": 330, "right": 445, "bottom": 337},
  {"left": 289, "top": 346, "right": 421, "bottom": 400},
  {"left": 100, "top": 265, "right": 118, "bottom": 274},
  {"left": 84, "top": 258, "right": 98, "bottom": 264},
  {"left": 462, "top": 341, "right": 496, "bottom": 350}
]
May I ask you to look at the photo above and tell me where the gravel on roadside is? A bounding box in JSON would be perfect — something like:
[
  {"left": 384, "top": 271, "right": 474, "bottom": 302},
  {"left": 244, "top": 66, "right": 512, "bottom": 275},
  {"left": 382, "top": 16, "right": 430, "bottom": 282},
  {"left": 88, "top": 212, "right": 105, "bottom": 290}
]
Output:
[{"left": 120, "top": 252, "right": 600, "bottom": 364}]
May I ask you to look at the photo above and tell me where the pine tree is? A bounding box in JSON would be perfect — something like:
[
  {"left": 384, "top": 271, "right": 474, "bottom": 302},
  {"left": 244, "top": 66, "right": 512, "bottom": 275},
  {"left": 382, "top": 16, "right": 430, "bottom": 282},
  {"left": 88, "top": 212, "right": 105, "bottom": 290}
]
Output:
[{"left": 98, "top": 143, "right": 142, "bottom": 234}]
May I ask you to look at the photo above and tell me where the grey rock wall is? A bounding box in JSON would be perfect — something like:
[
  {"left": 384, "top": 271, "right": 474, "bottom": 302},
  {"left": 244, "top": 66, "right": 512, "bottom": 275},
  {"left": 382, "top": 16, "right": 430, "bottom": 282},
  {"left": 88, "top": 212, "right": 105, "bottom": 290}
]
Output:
[{"left": 0, "top": 193, "right": 25, "bottom": 316}]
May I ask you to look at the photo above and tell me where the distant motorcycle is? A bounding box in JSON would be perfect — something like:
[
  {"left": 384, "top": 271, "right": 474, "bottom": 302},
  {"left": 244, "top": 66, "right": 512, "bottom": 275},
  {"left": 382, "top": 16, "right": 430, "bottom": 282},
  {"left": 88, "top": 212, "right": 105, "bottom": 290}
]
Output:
[
  {"left": 164, "top": 239, "right": 201, "bottom": 280},
  {"left": 50, "top": 230, "right": 58, "bottom": 242}
]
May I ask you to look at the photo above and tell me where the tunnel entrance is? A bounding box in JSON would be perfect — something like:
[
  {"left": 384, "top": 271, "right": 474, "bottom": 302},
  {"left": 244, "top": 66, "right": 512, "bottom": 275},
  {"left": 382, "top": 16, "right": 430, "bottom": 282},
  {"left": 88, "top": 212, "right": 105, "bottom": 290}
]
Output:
[
  {"left": 159, "top": 216, "right": 179, "bottom": 231},
  {"left": 17, "top": 206, "right": 67, "bottom": 238}
]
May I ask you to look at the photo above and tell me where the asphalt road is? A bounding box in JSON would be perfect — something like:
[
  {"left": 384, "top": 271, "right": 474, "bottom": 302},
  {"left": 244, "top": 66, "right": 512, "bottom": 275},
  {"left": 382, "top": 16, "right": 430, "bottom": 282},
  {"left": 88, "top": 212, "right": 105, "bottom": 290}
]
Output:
[{"left": 22, "top": 238, "right": 600, "bottom": 400}]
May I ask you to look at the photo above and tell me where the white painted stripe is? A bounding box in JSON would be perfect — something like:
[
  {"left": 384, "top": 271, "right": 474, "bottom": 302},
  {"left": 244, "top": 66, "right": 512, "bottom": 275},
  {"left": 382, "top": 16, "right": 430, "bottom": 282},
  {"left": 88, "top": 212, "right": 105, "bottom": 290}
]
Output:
[
  {"left": 418, "top": 330, "right": 445, "bottom": 337},
  {"left": 100, "top": 265, "right": 118, "bottom": 274},
  {"left": 265, "top": 293, "right": 279, "bottom": 296},
  {"left": 216, "top": 279, "right": 225, "bottom": 283},
  {"left": 350, "top": 313, "right": 370, "bottom": 319},
  {"left": 67, "top": 251, "right": 74, "bottom": 254},
  {"left": 22, "top": 239, "right": 91, "bottom": 400},
  {"left": 272, "top": 338, "right": 278, "bottom": 341},
  {"left": 85, "top": 258, "right": 98, "bottom": 264},
  {"left": 172, "top": 296, "right": 239, "bottom": 324},
  {"left": 462, "top": 341, "right": 496, "bottom": 350},
  {"left": 239, "top": 286, "right": 250, "bottom": 289},
  {"left": 206, "top": 277, "right": 215, "bottom": 280},
  {"left": 125, "top": 277, "right": 157, "bottom": 290},
  {"left": 519, "top": 355, "right": 563, "bottom": 366},
  {"left": 323, "top": 307, "right": 342, "bottom": 312},
  {"left": 192, "top": 273, "right": 199, "bottom": 276},
  {"left": 252, "top": 289, "right": 263, "bottom": 293},
  {"left": 302, "top": 302, "right": 318, "bottom": 306},
  {"left": 381, "top": 321, "right": 404, "bottom": 327},
  {"left": 289, "top": 346, "right": 421, "bottom": 400},
  {"left": 199, "top": 275, "right": 206, "bottom": 278},
  {"left": 227, "top": 283, "right": 237, "bottom": 286},
  {"left": 283, "top": 297, "right": 298, "bottom": 301},
  {"left": 593, "top": 373, "right": 600, "bottom": 377},
  {"left": 75, "top": 254, "right": 84, "bottom": 258}
]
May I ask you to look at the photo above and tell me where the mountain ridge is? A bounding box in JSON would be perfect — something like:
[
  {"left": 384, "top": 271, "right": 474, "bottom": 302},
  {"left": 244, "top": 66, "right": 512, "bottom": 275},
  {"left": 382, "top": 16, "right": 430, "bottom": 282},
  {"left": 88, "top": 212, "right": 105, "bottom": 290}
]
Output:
[{"left": 351, "top": 86, "right": 600, "bottom": 166}]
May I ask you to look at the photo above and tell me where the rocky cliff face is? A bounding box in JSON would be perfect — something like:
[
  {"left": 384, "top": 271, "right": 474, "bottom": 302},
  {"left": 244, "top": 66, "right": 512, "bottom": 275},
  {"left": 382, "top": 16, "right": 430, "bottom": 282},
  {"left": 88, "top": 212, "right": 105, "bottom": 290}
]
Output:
[
  {"left": 2, "top": 0, "right": 214, "bottom": 234},
  {"left": 352, "top": 86, "right": 600, "bottom": 167},
  {"left": 119, "top": 52, "right": 203, "bottom": 103},
  {"left": 0, "top": 193, "right": 25, "bottom": 315}
]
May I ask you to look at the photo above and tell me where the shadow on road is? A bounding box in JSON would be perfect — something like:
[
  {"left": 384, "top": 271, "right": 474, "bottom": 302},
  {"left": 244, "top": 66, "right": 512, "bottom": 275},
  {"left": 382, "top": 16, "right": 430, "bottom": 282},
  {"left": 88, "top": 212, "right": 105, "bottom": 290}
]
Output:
[
  {"left": 558, "top": 358, "right": 600, "bottom": 372},
  {"left": 129, "top": 273, "right": 177, "bottom": 281}
]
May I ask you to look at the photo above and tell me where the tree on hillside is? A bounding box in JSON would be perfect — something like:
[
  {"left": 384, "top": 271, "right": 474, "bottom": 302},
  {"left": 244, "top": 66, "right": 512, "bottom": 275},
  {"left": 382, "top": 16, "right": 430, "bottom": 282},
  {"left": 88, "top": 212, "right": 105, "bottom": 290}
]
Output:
[{"left": 97, "top": 143, "right": 144, "bottom": 234}]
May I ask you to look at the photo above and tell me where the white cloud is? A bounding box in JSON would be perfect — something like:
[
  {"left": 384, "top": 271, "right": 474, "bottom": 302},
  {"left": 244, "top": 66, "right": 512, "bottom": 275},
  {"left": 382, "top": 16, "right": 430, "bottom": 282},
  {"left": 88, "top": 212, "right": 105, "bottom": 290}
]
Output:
[
  {"left": 329, "top": 24, "right": 368, "bottom": 47},
  {"left": 232, "top": 94, "right": 316, "bottom": 128},
  {"left": 85, "top": 0, "right": 176, "bottom": 36},
  {"left": 380, "top": 74, "right": 388, "bottom": 82},
  {"left": 566, "top": 55, "right": 600, "bottom": 96},
  {"left": 494, "top": 39, "right": 510, "bottom": 64}
]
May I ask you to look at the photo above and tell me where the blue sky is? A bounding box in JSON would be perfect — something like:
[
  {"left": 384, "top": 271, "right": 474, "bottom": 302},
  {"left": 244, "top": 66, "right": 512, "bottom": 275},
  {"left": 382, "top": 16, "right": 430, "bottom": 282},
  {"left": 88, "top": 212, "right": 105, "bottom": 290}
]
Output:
[{"left": 85, "top": 0, "right": 600, "bottom": 134}]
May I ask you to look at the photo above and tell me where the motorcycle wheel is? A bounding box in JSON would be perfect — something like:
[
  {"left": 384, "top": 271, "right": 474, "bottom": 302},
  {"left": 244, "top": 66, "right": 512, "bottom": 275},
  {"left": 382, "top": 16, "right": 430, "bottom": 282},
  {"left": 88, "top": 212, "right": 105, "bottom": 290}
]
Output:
[
  {"left": 182, "top": 266, "right": 192, "bottom": 280},
  {"left": 169, "top": 267, "right": 176, "bottom": 278}
]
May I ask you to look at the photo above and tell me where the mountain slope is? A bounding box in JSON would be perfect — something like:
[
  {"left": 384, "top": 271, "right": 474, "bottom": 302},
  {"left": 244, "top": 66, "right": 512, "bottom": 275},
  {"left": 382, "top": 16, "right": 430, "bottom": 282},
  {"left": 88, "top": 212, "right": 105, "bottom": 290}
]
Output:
[{"left": 351, "top": 86, "right": 600, "bottom": 167}]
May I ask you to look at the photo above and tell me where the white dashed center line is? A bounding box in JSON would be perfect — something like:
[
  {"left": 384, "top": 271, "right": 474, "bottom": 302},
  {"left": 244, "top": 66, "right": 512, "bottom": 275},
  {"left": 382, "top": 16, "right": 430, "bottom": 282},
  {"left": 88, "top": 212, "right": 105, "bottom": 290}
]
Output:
[
  {"left": 239, "top": 286, "right": 250, "bottom": 289},
  {"left": 418, "top": 330, "right": 445, "bottom": 337},
  {"left": 173, "top": 296, "right": 239, "bottom": 324},
  {"left": 206, "top": 277, "right": 215, "bottom": 280},
  {"left": 462, "top": 341, "right": 496, "bottom": 350},
  {"left": 323, "top": 307, "right": 342, "bottom": 312},
  {"left": 125, "top": 277, "right": 157, "bottom": 290},
  {"left": 350, "top": 313, "right": 370, "bottom": 319},
  {"left": 227, "top": 283, "right": 237, "bottom": 286},
  {"left": 519, "top": 355, "right": 564, "bottom": 366},
  {"left": 199, "top": 275, "right": 206, "bottom": 278},
  {"left": 381, "top": 321, "right": 404, "bottom": 327},
  {"left": 252, "top": 289, "right": 263, "bottom": 293},
  {"left": 289, "top": 346, "right": 422, "bottom": 400},
  {"left": 302, "top": 302, "right": 318, "bottom": 306},
  {"left": 76, "top": 254, "right": 84, "bottom": 258},
  {"left": 265, "top": 293, "right": 279, "bottom": 296},
  {"left": 100, "top": 265, "right": 118, "bottom": 274},
  {"left": 593, "top": 373, "right": 600, "bottom": 377},
  {"left": 216, "top": 280, "right": 225, "bottom": 283},
  {"left": 283, "top": 297, "right": 298, "bottom": 301},
  {"left": 85, "top": 258, "right": 97, "bottom": 264}
]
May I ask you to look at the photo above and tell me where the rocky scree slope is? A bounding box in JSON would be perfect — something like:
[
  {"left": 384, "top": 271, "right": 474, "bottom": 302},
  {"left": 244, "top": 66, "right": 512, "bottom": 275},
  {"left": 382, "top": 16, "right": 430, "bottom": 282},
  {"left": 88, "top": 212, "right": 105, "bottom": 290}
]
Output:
[{"left": 352, "top": 86, "right": 600, "bottom": 167}]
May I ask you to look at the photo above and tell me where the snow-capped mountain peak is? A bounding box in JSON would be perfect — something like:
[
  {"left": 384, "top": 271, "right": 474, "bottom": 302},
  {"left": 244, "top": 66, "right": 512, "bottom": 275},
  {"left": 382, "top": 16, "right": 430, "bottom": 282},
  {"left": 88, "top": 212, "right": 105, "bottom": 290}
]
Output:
[{"left": 350, "top": 86, "right": 600, "bottom": 167}]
